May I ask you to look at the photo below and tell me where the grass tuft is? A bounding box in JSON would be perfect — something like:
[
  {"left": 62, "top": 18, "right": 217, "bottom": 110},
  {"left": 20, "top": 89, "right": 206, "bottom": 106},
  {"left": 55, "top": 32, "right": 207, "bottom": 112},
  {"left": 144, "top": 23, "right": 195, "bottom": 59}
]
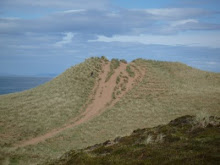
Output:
[
  {"left": 105, "top": 59, "right": 120, "bottom": 82},
  {"left": 192, "top": 112, "right": 219, "bottom": 130},
  {"left": 142, "top": 135, "right": 154, "bottom": 145},
  {"left": 116, "top": 76, "right": 120, "bottom": 84},
  {"left": 120, "top": 59, "right": 127, "bottom": 64},
  {"left": 126, "top": 65, "right": 135, "bottom": 77}
]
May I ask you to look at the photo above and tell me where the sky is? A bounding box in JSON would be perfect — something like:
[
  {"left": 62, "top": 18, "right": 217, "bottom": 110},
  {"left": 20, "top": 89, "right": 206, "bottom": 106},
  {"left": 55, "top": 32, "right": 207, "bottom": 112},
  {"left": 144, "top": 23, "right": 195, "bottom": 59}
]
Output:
[{"left": 0, "top": 0, "right": 220, "bottom": 75}]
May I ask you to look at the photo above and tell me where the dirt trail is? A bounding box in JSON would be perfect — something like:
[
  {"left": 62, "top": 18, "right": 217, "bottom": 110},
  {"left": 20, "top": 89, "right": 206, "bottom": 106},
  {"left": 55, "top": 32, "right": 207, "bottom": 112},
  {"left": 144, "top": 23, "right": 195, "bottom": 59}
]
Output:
[{"left": 15, "top": 62, "right": 145, "bottom": 148}]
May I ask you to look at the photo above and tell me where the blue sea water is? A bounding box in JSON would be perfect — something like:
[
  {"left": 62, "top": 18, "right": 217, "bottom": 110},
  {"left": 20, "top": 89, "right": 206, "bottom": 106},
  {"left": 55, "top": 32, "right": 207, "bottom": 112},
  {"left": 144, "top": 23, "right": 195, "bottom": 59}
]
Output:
[{"left": 0, "top": 76, "right": 53, "bottom": 95}]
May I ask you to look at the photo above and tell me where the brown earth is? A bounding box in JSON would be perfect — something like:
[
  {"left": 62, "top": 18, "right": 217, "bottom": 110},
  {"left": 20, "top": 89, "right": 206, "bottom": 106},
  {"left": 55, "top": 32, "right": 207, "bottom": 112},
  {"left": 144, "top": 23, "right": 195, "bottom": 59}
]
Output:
[{"left": 14, "top": 62, "right": 145, "bottom": 148}]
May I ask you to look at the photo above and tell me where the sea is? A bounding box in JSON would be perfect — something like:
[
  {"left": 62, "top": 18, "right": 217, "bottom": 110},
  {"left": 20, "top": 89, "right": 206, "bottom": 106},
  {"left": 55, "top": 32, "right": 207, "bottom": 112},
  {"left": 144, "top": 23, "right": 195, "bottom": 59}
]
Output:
[{"left": 0, "top": 76, "right": 53, "bottom": 95}]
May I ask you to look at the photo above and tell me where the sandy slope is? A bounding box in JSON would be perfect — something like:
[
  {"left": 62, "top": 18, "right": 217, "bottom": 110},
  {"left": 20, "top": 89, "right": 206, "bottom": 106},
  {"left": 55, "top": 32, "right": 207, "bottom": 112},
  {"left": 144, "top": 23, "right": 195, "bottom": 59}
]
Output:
[{"left": 15, "top": 62, "right": 145, "bottom": 148}]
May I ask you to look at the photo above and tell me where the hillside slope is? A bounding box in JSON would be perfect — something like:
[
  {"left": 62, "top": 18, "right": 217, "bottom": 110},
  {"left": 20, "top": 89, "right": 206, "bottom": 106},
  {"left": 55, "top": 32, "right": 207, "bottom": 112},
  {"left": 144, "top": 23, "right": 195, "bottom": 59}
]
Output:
[
  {"left": 0, "top": 57, "right": 219, "bottom": 164},
  {"left": 14, "top": 58, "right": 143, "bottom": 148},
  {"left": 49, "top": 115, "right": 220, "bottom": 165},
  {"left": 0, "top": 57, "right": 102, "bottom": 147}
]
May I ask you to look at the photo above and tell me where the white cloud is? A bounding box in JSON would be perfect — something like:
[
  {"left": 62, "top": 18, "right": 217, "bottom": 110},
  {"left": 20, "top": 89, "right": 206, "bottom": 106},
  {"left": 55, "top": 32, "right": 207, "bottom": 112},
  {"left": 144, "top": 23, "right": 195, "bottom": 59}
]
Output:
[
  {"left": 91, "top": 31, "right": 220, "bottom": 48},
  {"left": 55, "top": 32, "right": 74, "bottom": 47},
  {"left": 1, "top": 1, "right": 220, "bottom": 74},
  {"left": 145, "top": 8, "right": 181, "bottom": 16},
  {"left": 1, "top": 8, "right": 218, "bottom": 36},
  {"left": 143, "top": 8, "right": 209, "bottom": 19},
  {"left": 206, "top": 61, "right": 218, "bottom": 65},
  {"left": 171, "top": 19, "right": 198, "bottom": 27},
  {"left": 0, "top": 0, "right": 110, "bottom": 10},
  {"left": 62, "top": 9, "right": 86, "bottom": 14}
]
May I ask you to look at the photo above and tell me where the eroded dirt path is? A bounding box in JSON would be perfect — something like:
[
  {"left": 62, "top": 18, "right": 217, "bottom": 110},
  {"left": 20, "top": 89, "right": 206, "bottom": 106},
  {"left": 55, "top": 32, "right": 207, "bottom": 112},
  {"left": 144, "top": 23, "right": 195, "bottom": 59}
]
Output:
[{"left": 15, "top": 62, "right": 145, "bottom": 148}]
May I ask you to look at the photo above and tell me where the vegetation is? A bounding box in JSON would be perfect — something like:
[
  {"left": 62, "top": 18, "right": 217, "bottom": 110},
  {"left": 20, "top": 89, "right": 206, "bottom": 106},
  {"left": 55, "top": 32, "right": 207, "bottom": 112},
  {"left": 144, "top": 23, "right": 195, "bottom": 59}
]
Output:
[
  {"left": 126, "top": 65, "right": 135, "bottom": 77},
  {"left": 101, "top": 56, "right": 108, "bottom": 63},
  {"left": 49, "top": 115, "right": 220, "bottom": 165},
  {"left": 0, "top": 57, "right": 220, "bottom": 165},
  {"left": 112, "top": 91, "right": 116, "bottom": 100},
  {"left": 120, "top": 59, "right": 127, "bottom": 64},
  {"left": 105, "top": 59, "right": 120, "bottom": 82},
  {"left": 0, "top": 57, "right": 103, "bottom": 147},
  {"left": 112, "top": 73, "right": 129, "bottom": 100},
  {"left": 116, "top": 76, "right": 120, "bottom": 84}
]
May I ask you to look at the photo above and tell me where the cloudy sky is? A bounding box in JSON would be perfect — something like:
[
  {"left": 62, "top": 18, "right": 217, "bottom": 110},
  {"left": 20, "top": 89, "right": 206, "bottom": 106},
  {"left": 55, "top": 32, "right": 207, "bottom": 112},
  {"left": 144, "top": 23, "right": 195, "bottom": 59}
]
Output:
[{"left": 0, "top": 0, "right": 220, "bottom": 75}]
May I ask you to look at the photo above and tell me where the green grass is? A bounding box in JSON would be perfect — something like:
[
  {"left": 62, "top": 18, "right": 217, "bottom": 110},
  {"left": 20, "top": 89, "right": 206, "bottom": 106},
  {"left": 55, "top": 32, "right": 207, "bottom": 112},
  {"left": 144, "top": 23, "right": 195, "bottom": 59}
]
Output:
[
  {"left": 116, "top": 76, "right": 120, "bottom": 84},
  {"left": 126, "top": 65, "right": 135, "bottom": 77},
  {"left": 120, "top": 59, "right": 127, "bottom": 64},
  {"left": 49, "top": 115, "right": 220, "bottom": 165},
  {"left": 113, "top": 73, "right": 128, "bottom": 100},
  {"left": 112, "top": 92, "right": 116, "bottom": 100},
  {"left": 105, "top": 59, "right": 120, "bottom": 82},
  {"left": 101, "top": 56, "right": 108, "bottom": 63},
  {"left": 0, "top": 57, "right": 220, "bottom": 165}
]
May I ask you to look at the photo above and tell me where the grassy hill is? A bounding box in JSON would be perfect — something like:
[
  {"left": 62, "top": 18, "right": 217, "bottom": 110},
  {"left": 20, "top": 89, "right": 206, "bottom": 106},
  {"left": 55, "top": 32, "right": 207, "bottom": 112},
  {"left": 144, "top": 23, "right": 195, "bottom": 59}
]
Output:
[
  {"left": 0, "top": 57, "right": 102, "bottom": 145},
  {"left": 0, "top": 57, "right": 219, "bottom": 164}
]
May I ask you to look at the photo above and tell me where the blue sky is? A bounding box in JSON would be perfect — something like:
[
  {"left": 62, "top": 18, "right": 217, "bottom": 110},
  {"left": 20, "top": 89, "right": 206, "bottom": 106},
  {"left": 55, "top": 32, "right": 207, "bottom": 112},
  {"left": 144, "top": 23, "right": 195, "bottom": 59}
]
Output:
[{"left": 0, "top": 0, "right": 220, "bottom": 75}]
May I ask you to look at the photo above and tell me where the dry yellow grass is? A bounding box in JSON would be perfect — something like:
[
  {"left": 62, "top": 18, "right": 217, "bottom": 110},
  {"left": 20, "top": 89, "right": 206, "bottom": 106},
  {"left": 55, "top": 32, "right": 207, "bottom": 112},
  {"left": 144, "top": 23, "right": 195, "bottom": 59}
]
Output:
[
  {"left": 0, "top": 58, "right": 219, "bottom": 164},
  {"left": 0, "top": 57, "right": 102, "bottom": 147}
]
